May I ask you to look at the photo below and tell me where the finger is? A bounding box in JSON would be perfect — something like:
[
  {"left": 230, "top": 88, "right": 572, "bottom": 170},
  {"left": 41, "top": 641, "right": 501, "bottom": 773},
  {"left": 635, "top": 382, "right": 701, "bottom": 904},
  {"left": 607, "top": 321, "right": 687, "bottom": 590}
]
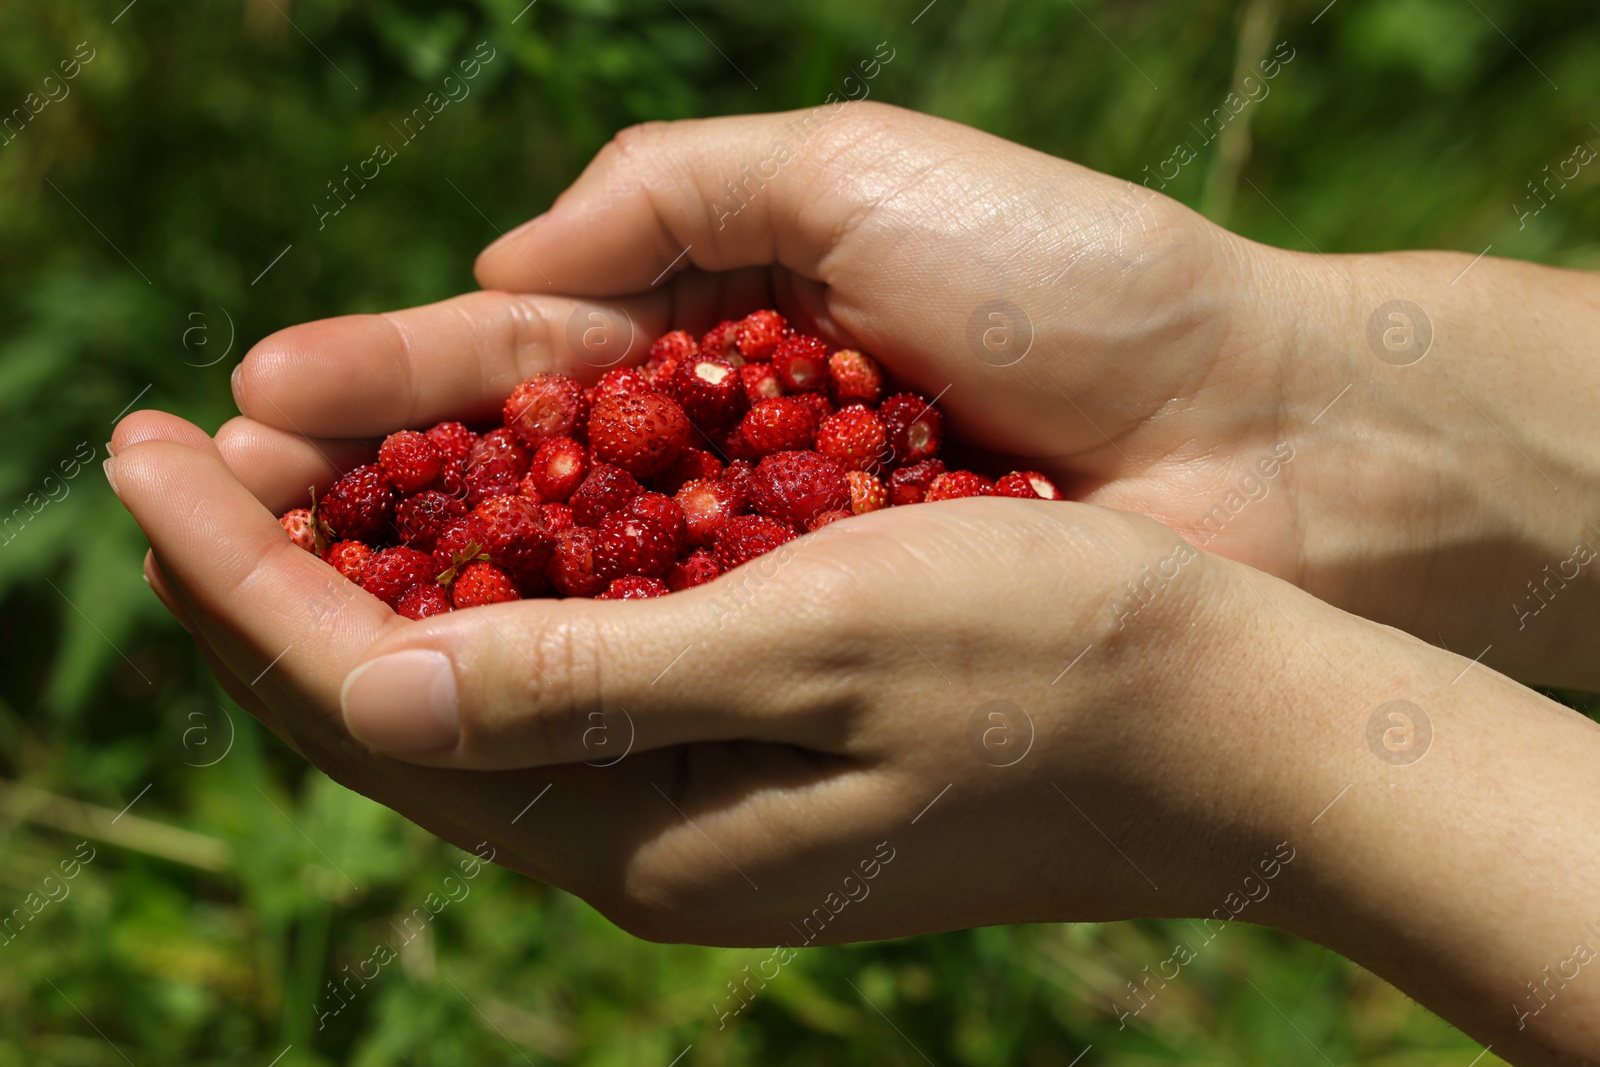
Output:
[
  {"left": 213, "top": 416, "right": 375, "bottom": 514},
  {"left": 143, "top": 550, "right": 196, "bottom": 633},
  {"left": 233, "top": 289, "right": 674, "bottom": 439},
  {"left": 337, "top": 546, "right": 853, "bottom": 769}
]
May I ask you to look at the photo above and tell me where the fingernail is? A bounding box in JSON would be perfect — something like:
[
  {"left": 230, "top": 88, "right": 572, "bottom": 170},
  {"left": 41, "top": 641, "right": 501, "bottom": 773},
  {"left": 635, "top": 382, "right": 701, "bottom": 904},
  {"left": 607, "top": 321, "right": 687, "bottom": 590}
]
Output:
[
  {"left": 104, "top": 439, "right": 116, "bottom": 457},
  {"left": 341, "top": 650, "right": 460, "bottom": 754},
  {"left": 103, "top": 456, "right": 119, "bottom": 497},
  {"left": 230, "top": 363, "right": 243, "bottom": 397}
]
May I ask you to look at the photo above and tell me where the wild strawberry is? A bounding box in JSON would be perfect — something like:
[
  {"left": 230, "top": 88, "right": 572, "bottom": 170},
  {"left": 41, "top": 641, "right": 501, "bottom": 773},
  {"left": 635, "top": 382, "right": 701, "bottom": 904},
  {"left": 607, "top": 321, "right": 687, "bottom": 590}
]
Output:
[
  {"left": 440, "top": 458, "right": 468, "bottom": 498},
  {"left": 879, "top": 393, "right": 944, "bottom": 465},
  {"left": 623, "top": 492, "right": 688, "bottom": 553},
  {"left": 595, "top": 511, "right": 679, "bottom": 580},
  {"left": 888, "top": 458, "right": 947, "bottom": 506},
  {"left": 670, "top": 355, "right": 748, "bottom": 429},
  {"left": 597, "top": 576, "right": 670, "bottom": 600},
  {"left": 517, "top": 472, "right": 548, "bottom": 504},
  {"left": 993, "top": 470, "right": 1065, "bottom": 500},
  {"left": 735, "top": 309, "right": 787, "bottom": 361},
  {"left": 925, "top": 470, "right": 994, "bottom": 500},
  {"left": 796, "top": 391, "right": 834, "bottom": 426},
  {"left": 540, "top": 503, "right": 575, "bottom": 535},
  {"left": 722, "top": 458, "right": 755, "bottom": 499},
  {"left": 504, "top": 373, "right": 589, "bottom": 448},
  {"left": 772, "top": 335, "right": 829, "bottom": 392},
  {"left": 675, "top": 477, "right": 745, "bottom": 546},
  {"left": 667, "top": 549, "right": 721, "bottom": 591},
  {"left": 395, "top": 491, "right": 469, "bottom": 552},
  {"left": 700, "top": 319, "right": 743, "bottom": 365},
  {"left": 378, "top": 430, "right": 445, "bottom": 493},
  {"left": 280, "top": 508, "right": 318, "bottom": 553},
  {"left": 650, "top": 447, "right": 722, "bottom": 496},
  {"left": 738, "top": 396, "right": 817, "bottom": 456},
  {"left": 646, "top": 329, "right": 697, "bottom": 383},
  {"left": 807, "top": 509, "right": 852, "bottom": 531},
  {"left": 721, "top": 424, "right": 759, "bottom": 462},
  {"left": 827, "top": 349, "right": 884, "bottom": 406},
  {"left": 359, "top": 546, "right": 435, "bottom": 609},
  {"left": 397, "top": 582, "right": 454, "bottom": 620},
  {"left": 546, "top": 527, "right": 607, "bottom": 597},
  {"left": 323, "top": 539, "right": 374, "bottom": 581},
  {"left": 525, "top": 435, "right": 589, "bottom": 503},
  {"left": 473, "top": 495, "right": 554, "bottom": 573},
  {"left": 588, "top": 392, "right": 691, "bottom": 477},
  {"left": 425, "top": 421, "right": 478, "bottom": 465},
  {"left": 569, "top": 464, "right": 644, "bottom": 527},
  {"left": 816, "top": 407, "right": 887, "bottom": 472},
  {"left": 319, "top": 464, "right": 393, "bottom": 540},
  {"left": 713, "top": 514, "right": 797, "bottom": 571},
  {"left": 748, "top": 450, "right": 851, "bottom": 528},
  {"left": 594, "top": 366, "right": 655, "bottom": 401},
  {"left": 431, "top": 515, "right": 490, "bottom": 580},
  {"left": 452, "top": 561, "right": 520, "bottom": 607},
  {"left": 464, "top": 429, "right": 531, "bottom": 507},
  {"left": 847, "top": 470, "right": 887, "bottom": 514},
  {"left": 739, "top": 362, "right": 783, "bottom": 404}
]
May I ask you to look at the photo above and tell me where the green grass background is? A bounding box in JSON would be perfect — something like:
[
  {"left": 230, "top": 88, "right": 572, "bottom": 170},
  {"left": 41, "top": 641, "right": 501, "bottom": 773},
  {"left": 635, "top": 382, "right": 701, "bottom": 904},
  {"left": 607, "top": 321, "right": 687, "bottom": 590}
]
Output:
[{"left": 2, "top": 0, "right": 1598, "bottom": 1062}]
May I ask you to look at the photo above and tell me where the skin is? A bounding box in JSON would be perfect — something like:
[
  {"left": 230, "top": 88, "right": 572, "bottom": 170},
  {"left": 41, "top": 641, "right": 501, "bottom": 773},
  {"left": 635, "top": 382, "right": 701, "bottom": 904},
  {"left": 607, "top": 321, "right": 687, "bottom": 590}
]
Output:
[{"left": 110, "top": 104, "right": 1600, "bottom": 1063}]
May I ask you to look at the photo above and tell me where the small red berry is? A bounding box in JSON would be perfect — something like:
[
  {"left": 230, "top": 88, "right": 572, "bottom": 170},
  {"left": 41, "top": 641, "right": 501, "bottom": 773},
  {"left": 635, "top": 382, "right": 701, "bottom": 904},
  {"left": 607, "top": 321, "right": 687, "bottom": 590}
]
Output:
[
  {"left": 748, "top": 450, "right": 851, "bottom": 529},
  {"left": 888, "top": 458, "right": 947, "bottom": 506},
  {"left": 397, "top": 582, "right": 454, "bottom": 620},
  {"left": 588, "top": 392, "right": 692, "bottom": 477},
  {"left": 319, "top": 464, "right": 393, "bottom": 540},
  {"left": 879, "top": 393, "right": 944, "bottom": 465},
  {"left": 925, "top": 470, "right": 994, "bottom": 501},
  {"left": 667, "top": 550, "right": 721, "bottom": 591},
  {"left": 526, "top": 435, "right": 589, "bottom": 503},
  {"left": 323, "top": 539, "right": 374, "bottom": 581},
  {"left": 807, "top": 508, "right": 852, "bottom": 531},
  {"left": 452, "top": 561, "right": 520, "bottom": 608},
  {"left": 431, "top": 515, "right": 491, "bottom": 579},
  {"left": 734, "top": 310, "right": 787, "bottom": 361},
  {"left": 594, "top": 366, "right": 655, "bottom": 401},
  {"left": 464, "top": 429, "right": 530, "bottom": 507},
  {"left": 425, "top": 421, "right": 478, "bottom": 465},
  {"left": 675, "top": 477, "right": 745, "bottom": 546},
  {"left": 772, "top": 335, "right": 829, "bottom": 392},
  {"left": 671, "top": 355, "right": 748, "bottom": 429},
  {"left": 623, "top": 492, "right": 688, "bottom": 553},
  {"left": 713, "top": 514, "right": 797, "bottom": 571},
  {"left": 646, "top": 330, "right": 698, "bottom": 383},
  {"left": 650, "top": 447, "right": 723, "bottom": 496},
  {"left": 395, "top": 491, "right": 470, "bottom": 552},
  {"left": 816, "top": 407, "right": 887, "bottom": 472},
  {"left": 993, "top": 471, "right": 1065, "bottom": 500},
  {"left": 595, "top": 511, "right": 679, "bottom": 580},
  {"left": 597, "top": 575, "right": 670, "bottom": 600},
  {"left": 473, "top": 494, "right": 555, "bottom": 573},
  {"left": 546, "top": 527, "right": 608, "bottom": 597},
  {"left": 359, "top": 546, "right": 436, "bottom": 609},
  {"left": 827, "top": 349, "right": 884, "bottom": 406},
  {"left": 847, "top": 470, "right": 888, "bottom": 514},
  {"left": 738, "top": 396, "right": 817, "bottom": 456},
  {"left": 795, "top": 391, "right": 834, "bottom": 426},
  {"left": 540, "top": 502, "right": 576, "bottom": 535},
  {"left": 739, "top": 362, "right": 783, "bottom": 403},
  {"left": 378, "top": 430, "right": 445, "bottom": 494},
  {"left": 280, "top": 508, "right": 318, "bottom": 553},
  {"left": 700, "top": 319, "right": 743, "bottom": 365},
  {"left": 504, "top": 373, "right": 589, "bottom": 448},
  {"left": 569, "top": 464, "right": 645, "bottom": 527}
]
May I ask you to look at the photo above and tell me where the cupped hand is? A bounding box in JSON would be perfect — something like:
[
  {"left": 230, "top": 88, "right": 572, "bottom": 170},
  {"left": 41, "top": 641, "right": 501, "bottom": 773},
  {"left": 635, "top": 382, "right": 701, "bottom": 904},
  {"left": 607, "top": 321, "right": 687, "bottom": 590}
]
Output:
[{"left": 108, "top": 408, "right": 1294, "bottom": 945}]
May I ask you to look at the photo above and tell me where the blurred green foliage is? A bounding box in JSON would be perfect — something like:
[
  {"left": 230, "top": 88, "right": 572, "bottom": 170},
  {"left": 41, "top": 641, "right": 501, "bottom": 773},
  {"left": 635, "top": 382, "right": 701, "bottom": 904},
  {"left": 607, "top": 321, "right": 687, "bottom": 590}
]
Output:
[{"left": 2, "top": 0, "right": 1597, "bottom": 1062}]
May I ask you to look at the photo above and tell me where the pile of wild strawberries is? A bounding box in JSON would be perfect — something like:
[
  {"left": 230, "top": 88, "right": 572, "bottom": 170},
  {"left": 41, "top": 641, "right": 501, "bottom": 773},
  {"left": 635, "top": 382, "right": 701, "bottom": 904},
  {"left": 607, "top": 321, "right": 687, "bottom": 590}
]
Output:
[{"left": 278, "top": 311, "right": 1063, "bottom": 618}]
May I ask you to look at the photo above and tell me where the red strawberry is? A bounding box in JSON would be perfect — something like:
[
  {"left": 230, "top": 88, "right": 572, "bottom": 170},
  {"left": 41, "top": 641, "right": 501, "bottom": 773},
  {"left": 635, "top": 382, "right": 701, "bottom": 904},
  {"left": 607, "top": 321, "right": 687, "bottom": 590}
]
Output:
[
  {"left": 827, "top": 349, "right": 884, "bottom": 405},
  {"left": 879, "top": 393, "right": 944, "bottom": 465},
  {"left": 713, "top": 514, "right": 798, "bottom": 571},
  {"left": 452, "top": 561, "right": 520, "bottom": 607},
  {"left": 280, "top": 508, "right": 318, "bottom": 553},
  {"left": 504, "top": 373, "right": 589, "bottom": 448},
  {"left": 748, "top": 450, "right": 851, "bottom": 528},
  {"left": 735, "top": 310, "right": 787, "bottom": 361},
  {"left": 588, "top": 392, "right": 691, "bottom": 477},
  {"left": 722, "top": 459, "right": 755, "bottom": 499},
  {"left": 847, "top": 470, "right": 888, "bottom": 514},
  {"left": 319, "top": 464, "right": 393, "bottom": 540},
  {"left": 670, "top": 355, "right": 748, "bottom": 429},
  {"left": 526, "top": 435, "right": 589, "bottom": 503},
  {"left": 993, "top": 470, "right": 1065, "bottom": 500},
  {"left": 675, "top": 477, "right": 744, "bottom": 546},
  {"left": 796, "top": 391, "right": 834, "bottom": 426},
  {"left": 359, "top": 546, "right": 435, "bottom": 609},
  {"left": 668, "top": 549, "right": 721, "bottom": 591},
  {"left": 807, "top": 509, "right": 852, "bottom": 531},
  {"left": 650, "top": 447, "right": 723, "bottom": 496},
  {"left": 465, "top": 429, "right": 530, "bottom": 507},
  {"left": 378, "top": 430, "right": 445, "bottom": 493},
  {"left": 646, "top": 329, "right": 697, "bottom": 383},
  {"left": 396, "top": 490, "right": 470, "bottom": 552},
  {"left": 595, "top": 511, "right": 679, "bottom": 580},
  {"left": 925, "top": 470, "right": 994, "bottom": 500},
  {"left": 473, "top": 494, "right": 554, "bottom": 573},
  {"left": 721, "top": 423, "right": 759, "bottom": 462},
  {"left": 594, "top": 366, "right": 655, "bottom": 401},
  {"left": 739, "top": 362, "right": 783, "bottom": 404},
  {"left": 623, "top": 492, "right": 688, "bottom": 552},
  {"left": 397, "top": 582, "right": 454, "bottom": 620},
  {"left": 888, "top": 458, "right": 947, "bottom": 506},
  {"left": 517, "top": 472, "right": 548, "bottom": 504},
  {"left": 738, "top": 396, "right": 817, "bottom": 456},
  {"left": 323, "top": 539, "right": 374, "bottom": 581},
  {"left": 569, "top": 464, "right": 644, "bottom": 527},
  {"left": 425, "top": 421, "right": 478, "bottom": 465},
  {"left": 816, "top": 407, "right": 887, "bottom": 472},
  {"left": 546, "top": 527, "right": 608, "bottom": 597},
  {"left": 540, "top": 503, "right": 575, "bottom": 535},
  {"left": 700, "top": 319, "right": 742, "bottom": 364},
  {"left": 597, "top": 576, "right": 670, "bottom": 600},
  {"left": 431, "top": 515, "right": 490, "bottom": 579},
  {"left": 772, "top": 335, "right": 829, "bottom": 392}
]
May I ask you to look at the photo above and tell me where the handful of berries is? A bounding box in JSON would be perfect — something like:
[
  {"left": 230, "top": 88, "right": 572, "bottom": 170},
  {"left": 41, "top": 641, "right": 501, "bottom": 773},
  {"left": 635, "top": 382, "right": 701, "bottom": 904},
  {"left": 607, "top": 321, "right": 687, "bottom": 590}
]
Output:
[{"left": 277, "top": 310, "right": 1064, "bottom": 618}]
